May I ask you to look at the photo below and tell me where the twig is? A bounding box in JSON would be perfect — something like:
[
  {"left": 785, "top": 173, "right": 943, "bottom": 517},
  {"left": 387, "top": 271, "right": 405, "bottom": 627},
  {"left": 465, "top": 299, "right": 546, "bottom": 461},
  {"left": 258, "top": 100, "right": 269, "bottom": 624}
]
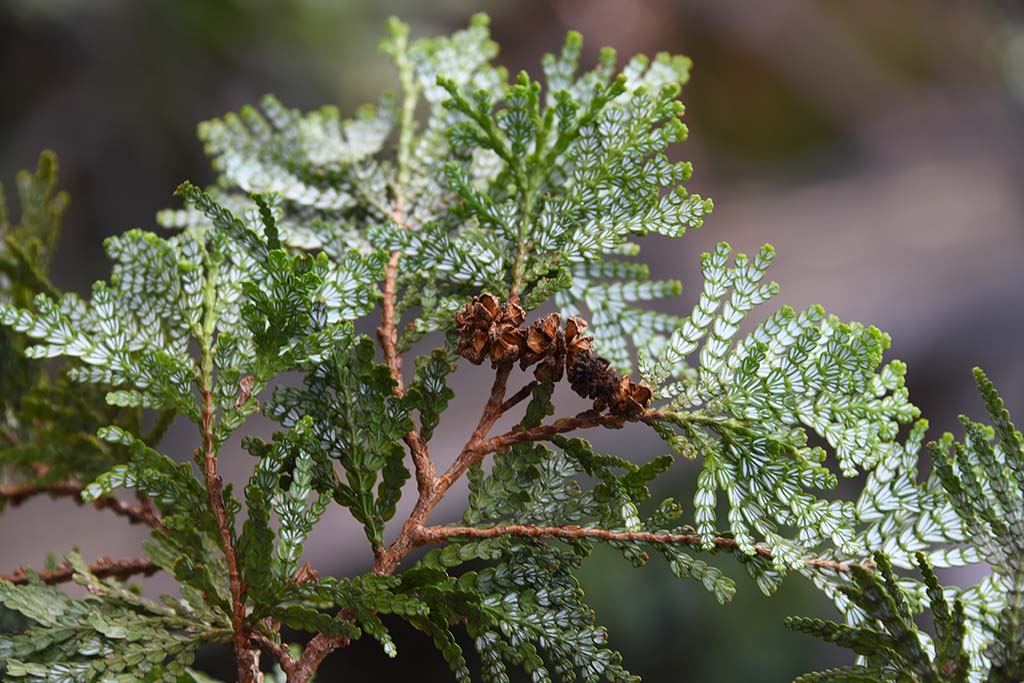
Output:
[
  {"left": 0, "top": 479, "right": 164, "bottom": 529},
  {"left": 2, "top": 556, "right": 160, "bottom": 585},
  {"left": 294, "top": 207, "right": 429, "bottom": 681},
  {"left": 377, "top": 250, "right": 405, "bottom": 392},
  {"left": 376, "top": 247, "right": 436, "bottom": 500},
  {"left": 196, "top": 245, "right": 259, "bottom": 683},
  {"left": 251, "top": 632, "right": 297, "bottom": 676},
  {"left": 500, "top": 381, "right": 538, "bottom": 413},
  {"left": 201, "top": 387, "right": 257, "bottom": 681},
  {"left": 413, "top": 524, "right": 854, "bottom": 573},
  {"left": 288, "top": 609, "right": 354, "bottom": 683},
  {"left": 374, "top": 362, "right": 515, "bottom": 577},
  {"left": 375, "top": 406, "right": 701, "bottom": 578}
]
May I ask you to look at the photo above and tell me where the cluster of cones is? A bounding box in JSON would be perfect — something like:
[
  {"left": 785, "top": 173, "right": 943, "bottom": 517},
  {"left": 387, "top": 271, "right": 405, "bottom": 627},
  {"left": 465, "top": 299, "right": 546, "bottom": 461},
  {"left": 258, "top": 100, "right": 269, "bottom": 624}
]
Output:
[{"left": 455, "top": 294, "right": 652, "bottom": 419}]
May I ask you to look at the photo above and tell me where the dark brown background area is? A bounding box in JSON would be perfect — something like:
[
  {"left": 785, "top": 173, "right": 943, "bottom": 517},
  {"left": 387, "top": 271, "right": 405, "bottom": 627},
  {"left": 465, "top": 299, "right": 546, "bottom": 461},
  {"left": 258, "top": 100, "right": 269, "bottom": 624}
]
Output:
[{"left": 3, "top": 1, "right": 1024, "bottom": 680}]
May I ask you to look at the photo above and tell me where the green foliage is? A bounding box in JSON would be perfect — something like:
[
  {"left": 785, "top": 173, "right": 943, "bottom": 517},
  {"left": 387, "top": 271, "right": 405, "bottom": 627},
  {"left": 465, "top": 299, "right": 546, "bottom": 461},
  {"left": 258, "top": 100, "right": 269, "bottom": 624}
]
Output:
[
  {"left": 405, "top": 540, "right": 639, "bottom": 683},
  {"left": 0, "top": 153, "right": 143, "bottom": 495},
  {"left": 263, "top": 336, "right": 413, "bottom": 548},
  {"left": 464, "top": 432, "right": 737, "bottom": 604},
  {"left": 1, "top": 15, "right": 1021, "bottom": 683},
  {"left": 0, "top": 551, "right": 231, "bottom": 683},
  {"left": 643, "top": 241, "right": 916, "bottom": 569},
  {"left": 787, "top": 552, "right": 970, "bottom": 683},
  {"left": 238, "top": 416, "right": 331, "bottom": 613},
  {"left": 0, "top": 149, "right": 64, "bottom": 309},
  {"left": 928, "top": 370, "right": 1024, "bottom": 681},
  {"left": 405, "top": 347, "right": 457, "bottom": 441},
  {"left": 792, "top": 371, "right": 1024, "bottom": 681}
]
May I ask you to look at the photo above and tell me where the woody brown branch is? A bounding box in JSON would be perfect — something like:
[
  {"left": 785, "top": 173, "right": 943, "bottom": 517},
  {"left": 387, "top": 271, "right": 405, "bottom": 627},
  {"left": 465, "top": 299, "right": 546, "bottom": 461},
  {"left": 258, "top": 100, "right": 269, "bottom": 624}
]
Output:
[
  {"left": 308, "top": 380, "right": 665, "bottom": 673},
  {"left": 291, "top": 356, "right": 841, "bottom": 680},
  {"left": 412, "top": 524, "right": 854, "bottom": 573},
  {"left": 251, "top": 632, "right": 297, "bottom": 677},
  {"left": 374, "top": 362, "right": 515, "bottom": 576},
  {"left": 2, "top": 556, "right": 160, "bottom": 585},
  {"left": 378, "top": 245, "right": 435, "bottom": 499},
  {"left": 201, "top": 387, "right": 260, "bottom": 682},
  {"left": 292, "top": 211, "right": 435, "bottom": 682},
  {"left": 500, "top": 381, "right": 537, "bottom": 413},
  {"left": 0, "top": 479, "right": 164, "bottom": 529},
  {"left": 377, "top": 250, "right": 404, "bottom": 392}
]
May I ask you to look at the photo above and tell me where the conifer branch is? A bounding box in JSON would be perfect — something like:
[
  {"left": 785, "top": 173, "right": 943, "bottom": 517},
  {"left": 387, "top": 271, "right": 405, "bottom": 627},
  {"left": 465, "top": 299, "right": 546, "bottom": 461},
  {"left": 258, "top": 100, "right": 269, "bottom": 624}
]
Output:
[
  {"left": 412, "top": 524, "right": 854, "bottom": 572},
  {"left": 6, "top": 19, "right": 997, "bottom": 683},
  {"left": 200, "top": 384, "right": 258, "bottom": 681},
  {"left": 376, "top": 399, "right": 704, "bottom": 580},
  {"left": 380, "top": 243, "right": 435, "bottom": 512},
  {"left": 197, "top": 252, "right": 259, "bottom": 682},
  {"left": 379, "top": 26, "right": 433, "bottom": 501},
  {"left": 1, "top": 556, "right": 160, "bottom": 585},
  {"left": 297, "top": 362, "right": 520, "bottom": 679},
  {"left": 293, "top": 38, "right": 432, "bottom": 679},
  {"left": 446, "top": 408, "right": 658, "bottom": 493}
]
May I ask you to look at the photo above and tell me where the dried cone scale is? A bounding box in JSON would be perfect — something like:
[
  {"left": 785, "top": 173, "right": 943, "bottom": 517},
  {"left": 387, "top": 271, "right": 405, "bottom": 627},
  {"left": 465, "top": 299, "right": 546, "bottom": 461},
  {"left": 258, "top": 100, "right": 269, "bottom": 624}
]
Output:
[
  {"left": 563, "top": 316, "right": 593, "bottom": 366},
  {"left": 610, "top": 376, "right": 653, "bottom": 419},
  {"left": 522, "top": 313, "right": 566, "bottom": 383}
]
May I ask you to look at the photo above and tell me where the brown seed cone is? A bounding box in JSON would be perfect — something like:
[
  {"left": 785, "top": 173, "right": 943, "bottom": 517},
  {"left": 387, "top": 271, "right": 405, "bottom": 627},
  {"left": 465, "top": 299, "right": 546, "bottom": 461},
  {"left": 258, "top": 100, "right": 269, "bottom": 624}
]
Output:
[
  {"left": 455, "top": 294, "right": 527, "bottom": 365},
  {"left": 567, "top": 351, "right": 620, "bottom": 406},
  {"left": 521, "top": 313, "right": 566, "bottom": 382},
  {"left": 455, "top": 293, "right": 501, "bottom": 334},
  {"left": 609, "top": 377, "right": 653, "bottom": 419},
  {"left": 534, "top": 344, "right": 566, "bottom": 383}
]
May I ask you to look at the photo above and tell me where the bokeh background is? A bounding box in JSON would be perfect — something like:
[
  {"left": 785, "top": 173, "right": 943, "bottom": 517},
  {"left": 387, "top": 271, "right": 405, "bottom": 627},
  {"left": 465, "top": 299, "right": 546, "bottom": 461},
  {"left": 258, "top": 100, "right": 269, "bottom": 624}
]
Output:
[{"left": 3, "top": 1, "right": 1024, "bottom": 680}]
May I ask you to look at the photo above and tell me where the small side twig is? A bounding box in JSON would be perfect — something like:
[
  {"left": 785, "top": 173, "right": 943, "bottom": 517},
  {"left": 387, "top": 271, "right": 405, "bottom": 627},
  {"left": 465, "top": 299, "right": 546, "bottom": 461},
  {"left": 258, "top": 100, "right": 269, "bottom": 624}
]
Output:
[
  {"left": 377, "top": 244, "right": 435, "bottom": 503},
  {"left": 0, "top": 480, "right": 164, "bottom": 529},
  {"left": 377, "top": 250, "right": 405, "bottom": 392},
  {"left": 2, "top": 556, "right": 160, "bottom": 585},
  {"left": 500, "top": 381, "right": 538, "bottom": 413},
  {"left": 251, "top": 632, "right": 297, "bottom": 676},
  {"left": 200, "top": 387, "right": 257, "bottom": 681}
]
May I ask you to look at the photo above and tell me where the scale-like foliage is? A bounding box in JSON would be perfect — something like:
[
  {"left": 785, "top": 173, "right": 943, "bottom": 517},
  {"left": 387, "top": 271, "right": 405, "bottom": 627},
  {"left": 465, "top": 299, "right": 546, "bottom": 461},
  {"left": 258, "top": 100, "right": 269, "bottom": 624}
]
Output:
[
  {"left": 928, "top": 370, "right": 1024, "bottom": 681},
  {"left": 640, "top": 241, "right": 916, "bottom": 569},
  {"left": 402, "top": 536, "right": 639, "bottom": 683},
  {"left": 0, "top": 154, "right": 158, "bottom": 507},
  {"left": 794, "top": 371, "right": 1024, "bottom": 682},
  {"left": 800, "top": 421, "right": 995, "bottom": 672},
  {"left": 0, "top": 150, "right": 65, "bottom": 311},
  {"left": 787, "top": 552, "right": 971, "bottom": 683},
  {"left": 185, "top": 17, "right": 710, "bottom": 371},
  {"left": 460, "top": 397, "right": 736, "bottom": 605},
  {"left": 0, "top": 182, "right": 380, "bottom": 430},
  {"left": 263, "top": 336, "right": 413, "bottom": 548},
  {"left": 0, "top": 551, "right": 231, "bottom": 683}
]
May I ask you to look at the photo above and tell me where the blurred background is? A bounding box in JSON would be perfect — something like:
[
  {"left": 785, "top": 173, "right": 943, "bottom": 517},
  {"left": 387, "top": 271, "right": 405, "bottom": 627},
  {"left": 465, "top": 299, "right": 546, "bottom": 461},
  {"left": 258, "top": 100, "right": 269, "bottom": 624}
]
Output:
[{"left": 3, "top": 0, "right": 1024, "bottom": 680}]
